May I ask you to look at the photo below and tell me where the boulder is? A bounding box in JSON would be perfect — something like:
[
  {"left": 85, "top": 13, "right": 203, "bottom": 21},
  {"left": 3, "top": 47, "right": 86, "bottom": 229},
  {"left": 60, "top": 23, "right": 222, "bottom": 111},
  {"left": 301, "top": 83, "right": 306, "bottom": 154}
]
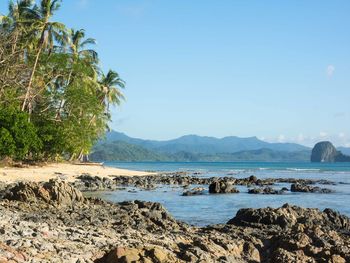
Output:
[
  {"left": 209, "top": 180, "right": 239, "bottom": 194},
  {"left": 4, "top": 179, "right": 84, "bottom": 206},
  {"left": 182, "top": 187, "right": 205, "bottom": 196},
  {"left": 95, "top": 246, "right": 179, "bottom": 263},
  {"left": 227, "top": 203, "right": 350, "bottom": 230},
  {"left": 248, "top": 186, "right": 286, "bottom": 195},
  {"left": 290, "top": 183, "right": 333, "bottom": 193}
]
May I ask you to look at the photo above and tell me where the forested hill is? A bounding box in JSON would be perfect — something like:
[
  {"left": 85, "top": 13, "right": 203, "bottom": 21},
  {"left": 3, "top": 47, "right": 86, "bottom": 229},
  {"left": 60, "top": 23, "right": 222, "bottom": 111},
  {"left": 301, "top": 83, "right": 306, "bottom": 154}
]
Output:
[
  {"left": 90, "top": 132, "right": 314, "bottom": 162},
  {"left": 101, "top": 131, "right": 310, "bottom": 154},
  {"left": 90, "top": 140, "right": 311, "bottom": 162}
]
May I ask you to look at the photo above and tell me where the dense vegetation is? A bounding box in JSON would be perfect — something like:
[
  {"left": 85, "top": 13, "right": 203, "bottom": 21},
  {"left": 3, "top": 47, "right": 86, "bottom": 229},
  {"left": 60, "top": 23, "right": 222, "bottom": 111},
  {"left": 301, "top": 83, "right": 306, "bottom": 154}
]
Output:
[
  {"left": 0, "top": 0, "right": 124, "bottom": 161},
  {"left": 91, "top": 140, "right": 311, "bottom": 162}
]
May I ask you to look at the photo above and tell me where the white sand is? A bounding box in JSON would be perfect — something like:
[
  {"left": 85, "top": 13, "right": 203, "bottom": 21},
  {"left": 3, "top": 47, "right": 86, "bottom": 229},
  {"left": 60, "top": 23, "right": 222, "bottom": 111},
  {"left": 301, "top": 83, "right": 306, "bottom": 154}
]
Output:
[{"left": 0, "top": 163, "right": 154, "bottom": 183}]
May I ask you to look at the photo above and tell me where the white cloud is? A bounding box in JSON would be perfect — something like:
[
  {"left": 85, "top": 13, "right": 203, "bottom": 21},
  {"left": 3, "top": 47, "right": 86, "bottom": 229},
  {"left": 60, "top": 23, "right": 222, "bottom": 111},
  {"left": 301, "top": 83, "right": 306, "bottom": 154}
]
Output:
[
  {"left": 263, "top": 132, "right": 349, "bottom": 147},
  {"left": 277, "top": 134, "right": 286, "bottom": 143},
  {"left": 297, "top": 133, "right": 305, "bottom": 142},
  {"left": 339, "top": 132, "right": 346, "bottom": 138},
  {"left": 319, "top": 131, "right": 328, "bottom": 138},
  {"left": 326, "top": 64, "right": 335, "bottom": 78}
]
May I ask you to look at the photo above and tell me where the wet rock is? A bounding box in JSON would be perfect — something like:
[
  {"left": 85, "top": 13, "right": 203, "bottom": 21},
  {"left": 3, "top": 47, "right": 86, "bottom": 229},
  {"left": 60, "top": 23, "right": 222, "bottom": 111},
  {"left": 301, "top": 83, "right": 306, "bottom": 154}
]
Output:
[
  {"left": 291, "top": 183, "right": 333, "bottom": 193},
  {"left": 209, "top": 180, "right": 239, "bottom": 194},
  {"left": 248, "top": 187, "right": 286, "bottom": 195},
  {"left": 182, "top": 187, "right": 205, "bottom": 196}
]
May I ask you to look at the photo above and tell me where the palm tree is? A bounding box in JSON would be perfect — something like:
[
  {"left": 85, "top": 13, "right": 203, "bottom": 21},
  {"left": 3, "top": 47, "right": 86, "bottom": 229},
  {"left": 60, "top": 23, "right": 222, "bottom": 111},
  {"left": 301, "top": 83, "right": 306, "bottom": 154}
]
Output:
[
  {"left": 1, "top": 0, "right": 35, "bottom": 53},
  {"left": 76, "top": 70, "right": 125, "bottom": 162},
  {"left": 98, "top": 70, "right": 125, "bottom": 111},
  {"left": 55, "top": 28, "right": 98, "bottom": 120},
  {"left": 22, "top": 0, "right": 68, "bottom": 113}
]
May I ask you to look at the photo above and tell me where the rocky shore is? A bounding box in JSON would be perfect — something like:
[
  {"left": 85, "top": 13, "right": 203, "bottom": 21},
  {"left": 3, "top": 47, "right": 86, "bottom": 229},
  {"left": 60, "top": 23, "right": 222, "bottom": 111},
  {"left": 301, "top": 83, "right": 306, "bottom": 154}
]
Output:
[
  {"left": 72, "top": 172, "right": 337, "bottom": 194},
  {"left": 0, "top": 177, "right": 349, "bottom": 263}
]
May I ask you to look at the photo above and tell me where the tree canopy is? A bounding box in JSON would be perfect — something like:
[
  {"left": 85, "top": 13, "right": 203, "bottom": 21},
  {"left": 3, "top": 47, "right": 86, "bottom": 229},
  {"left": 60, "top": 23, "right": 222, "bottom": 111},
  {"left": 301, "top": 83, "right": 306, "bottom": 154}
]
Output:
[{"left": 0, "top": 0, "right": 125, "bottom": 161}]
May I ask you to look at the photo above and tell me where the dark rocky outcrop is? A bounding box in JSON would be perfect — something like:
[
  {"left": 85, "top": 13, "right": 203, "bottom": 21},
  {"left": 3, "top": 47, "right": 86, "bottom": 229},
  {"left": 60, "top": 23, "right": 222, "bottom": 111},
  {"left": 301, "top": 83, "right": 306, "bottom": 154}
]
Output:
[
  {"left": 182, "top": 187, "right": 205, "bottom": 196},
  {"left": 3, "top": 179, "right": 85, "bottom": 206},
  {"left": 209, "top": 180, "right": 239, "bottom": 194},
  {"left": 248, "top": 186, "right": 288, "bottom": 195},
  {"left": 290, "top": 183, "right": 333, "bottom": 193},
  {"left": 311, "top": 141, "right": 350, "bottom": 163}
]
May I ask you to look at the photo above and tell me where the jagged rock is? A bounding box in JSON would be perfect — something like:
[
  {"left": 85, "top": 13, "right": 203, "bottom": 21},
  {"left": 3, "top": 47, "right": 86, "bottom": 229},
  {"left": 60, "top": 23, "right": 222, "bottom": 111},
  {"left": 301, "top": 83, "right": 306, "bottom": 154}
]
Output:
[
  {"left": 4, "top": 179, "right": 84, "bottom": 206},
  {"left": 227, "top": 203, "right": 350, "bottom": 230},
  {"left": 311, "top": 141, "right": 350, "bottom": 163},
  {"left": 95, "top": 246, "right": 179, "bottom": 263},
  {"left": 290, "top": 183, "right": 333, "bottom": 193},
  {"left": 248, "top": 186, "right": 287, "bottom": 195},
  {"left": 209, "top": 180, "right": 239, "bottom": 194},
  {"left": 74, "top": 174, "right": 117, "bottom": 191},
  {"left": 182, "top": 187, "right": 205, "bottom": 196}
]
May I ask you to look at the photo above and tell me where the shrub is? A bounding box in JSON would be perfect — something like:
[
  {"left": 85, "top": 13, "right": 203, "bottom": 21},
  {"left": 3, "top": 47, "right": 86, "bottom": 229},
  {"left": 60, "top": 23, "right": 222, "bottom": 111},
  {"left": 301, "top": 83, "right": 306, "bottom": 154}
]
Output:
[{"left": 0, "top": 108, "right": 42, "bottom": 160}]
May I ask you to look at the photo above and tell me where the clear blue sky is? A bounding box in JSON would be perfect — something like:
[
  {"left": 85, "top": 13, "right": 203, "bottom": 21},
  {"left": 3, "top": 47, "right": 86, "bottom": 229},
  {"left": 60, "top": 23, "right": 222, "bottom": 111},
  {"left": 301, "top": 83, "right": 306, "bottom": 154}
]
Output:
[{"left": 1, "top": 0, "right": 349, "bottom": 146}]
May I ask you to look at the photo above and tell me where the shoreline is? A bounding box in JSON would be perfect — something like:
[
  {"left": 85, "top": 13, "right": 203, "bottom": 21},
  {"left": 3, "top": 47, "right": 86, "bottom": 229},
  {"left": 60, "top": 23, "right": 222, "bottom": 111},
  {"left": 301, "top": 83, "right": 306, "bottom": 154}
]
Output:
[
  {"left": 0, "top": 178, "right": 349, "bottom": 262},
  {"left": 0, "top": 163, "right": 156, "bottom": 184}
]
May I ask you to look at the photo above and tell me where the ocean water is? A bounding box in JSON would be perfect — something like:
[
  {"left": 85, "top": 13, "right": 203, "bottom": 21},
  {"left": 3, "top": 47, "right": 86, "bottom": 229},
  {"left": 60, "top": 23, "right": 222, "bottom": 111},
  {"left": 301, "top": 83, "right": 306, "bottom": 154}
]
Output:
[{"left": 96, "top": 162, "right": 350, "bottom": 226}]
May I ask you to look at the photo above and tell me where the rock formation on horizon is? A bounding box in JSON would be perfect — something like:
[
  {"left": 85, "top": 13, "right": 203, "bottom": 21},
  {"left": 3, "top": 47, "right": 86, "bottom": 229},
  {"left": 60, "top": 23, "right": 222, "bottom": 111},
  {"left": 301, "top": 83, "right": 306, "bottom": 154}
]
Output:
[{"left": 311, "top": 141, "right": 350, "bottom": 162}]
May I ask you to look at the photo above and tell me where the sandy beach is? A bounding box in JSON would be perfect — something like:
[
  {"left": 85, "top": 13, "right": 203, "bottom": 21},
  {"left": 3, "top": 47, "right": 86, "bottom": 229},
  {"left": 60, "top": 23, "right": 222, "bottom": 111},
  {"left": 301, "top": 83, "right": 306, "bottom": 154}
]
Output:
[{"left": 0, "top": 163, "right": 155, "bottom": 183}]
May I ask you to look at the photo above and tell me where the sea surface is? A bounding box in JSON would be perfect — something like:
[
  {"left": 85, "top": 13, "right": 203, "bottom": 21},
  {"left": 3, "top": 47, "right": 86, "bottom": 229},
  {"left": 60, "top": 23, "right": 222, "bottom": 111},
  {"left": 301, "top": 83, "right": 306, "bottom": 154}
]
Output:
[{"left": 96, "top": 162, "right": 350, "bottom": 226}]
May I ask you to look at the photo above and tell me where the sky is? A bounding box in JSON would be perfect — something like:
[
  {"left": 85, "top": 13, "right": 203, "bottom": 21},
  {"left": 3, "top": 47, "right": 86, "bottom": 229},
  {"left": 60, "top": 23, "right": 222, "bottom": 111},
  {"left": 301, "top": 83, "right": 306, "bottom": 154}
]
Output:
[{"left": 1, "top": 0, "right": 349, "bottom": 146}]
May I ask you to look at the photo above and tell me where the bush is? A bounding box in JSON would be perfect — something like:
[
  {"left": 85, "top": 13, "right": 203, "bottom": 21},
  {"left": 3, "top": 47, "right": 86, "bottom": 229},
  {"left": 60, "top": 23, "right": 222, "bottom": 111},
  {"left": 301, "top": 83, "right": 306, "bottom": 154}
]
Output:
[
  {"left": 0, "top": 108, "right": 42, "bottom": 160},
  {"left": 0, "top": 127, "right": 16, "bottom": 158}
]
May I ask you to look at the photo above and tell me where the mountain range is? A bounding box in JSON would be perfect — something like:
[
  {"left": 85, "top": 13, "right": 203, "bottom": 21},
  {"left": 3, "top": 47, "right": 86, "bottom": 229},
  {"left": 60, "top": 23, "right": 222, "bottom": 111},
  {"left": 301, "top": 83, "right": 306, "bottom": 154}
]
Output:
[
  {"left": 102, "top": 131, "right": 310, "bottom": 153},
  {"left": 90, "top": 131, "right": 350, "bottom": 162},
  {"left": 91, "top": 131, "right": 341, "bottom": 162}
]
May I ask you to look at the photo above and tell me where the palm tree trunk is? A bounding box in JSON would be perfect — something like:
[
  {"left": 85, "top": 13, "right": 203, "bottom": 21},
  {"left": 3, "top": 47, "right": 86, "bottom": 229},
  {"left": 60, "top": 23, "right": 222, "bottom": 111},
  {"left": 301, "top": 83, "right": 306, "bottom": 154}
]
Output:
[
  {"left": 22, "top": 28, "right": 46, "bottom": 113},
  {"left": 55, "top": 70, "right": 73, "bottom": 120},
  {"left": 21, "top": 43, "right": 43, "bottom": 112}
]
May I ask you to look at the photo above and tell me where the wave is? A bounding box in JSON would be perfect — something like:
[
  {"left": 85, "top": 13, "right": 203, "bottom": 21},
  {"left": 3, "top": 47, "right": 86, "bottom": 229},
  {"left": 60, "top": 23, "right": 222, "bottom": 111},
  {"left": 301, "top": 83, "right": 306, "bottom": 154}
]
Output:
[{"left": 286, "top": 168, "right": 321, "bottom": 172}]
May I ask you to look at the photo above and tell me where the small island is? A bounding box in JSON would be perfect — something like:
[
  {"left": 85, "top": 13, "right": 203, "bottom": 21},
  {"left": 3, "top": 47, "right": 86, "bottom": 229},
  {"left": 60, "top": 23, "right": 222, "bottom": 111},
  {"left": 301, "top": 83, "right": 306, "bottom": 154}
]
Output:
[{"left": 311, "top": 141, "right": 350, "bottom": 163}]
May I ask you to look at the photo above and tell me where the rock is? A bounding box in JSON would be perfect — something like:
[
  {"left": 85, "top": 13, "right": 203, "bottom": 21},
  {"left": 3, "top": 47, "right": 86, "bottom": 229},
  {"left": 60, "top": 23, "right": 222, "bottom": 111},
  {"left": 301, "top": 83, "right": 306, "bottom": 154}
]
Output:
[
  {"left": 209, "top": 180, "right": 239, "bottom": 194},
  {"left": 182, "top": 187, "right": 205, "bottom": 196},
  {"left": 95, "top": 246, "right": 177, "bottom": 263},
  {"left": 248, "top": 186, "right": 286, "bottom": 195},
  {"left": 291, "top": 183, "right": 333, "bottom": 193},
  {"left": 249, "top": 175, "right": 258, "bottom": 183},
  {"left": 4, "top": 179, "right": 85, "bottom": 206},
  {"left": 311, "top": 141, "right": 350, "bottom": 163},
  {"left": 330, "top": 255, "right": 346, "bottom": 263},
  {"left": 75, "top": 174, "right": 117, "bottom": 191}
]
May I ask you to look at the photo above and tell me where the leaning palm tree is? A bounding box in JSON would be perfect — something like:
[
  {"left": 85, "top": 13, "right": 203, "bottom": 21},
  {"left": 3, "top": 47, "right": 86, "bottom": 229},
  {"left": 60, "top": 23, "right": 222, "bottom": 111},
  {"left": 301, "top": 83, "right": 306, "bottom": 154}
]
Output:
[
  {"left": 55, "top": 28, "right": 98, "bottom": 120},
  {"left": 76, "top": 70, "right": 125, "bottom": 162},
  {"left": 22, "top": 0, "right": 68, "bottom": 113},
  {"left": 68, "top": 29, "right": 98, "bottom": 63},
  {"left": 98, "top": 70, "right": 125, "bottom": 111}
]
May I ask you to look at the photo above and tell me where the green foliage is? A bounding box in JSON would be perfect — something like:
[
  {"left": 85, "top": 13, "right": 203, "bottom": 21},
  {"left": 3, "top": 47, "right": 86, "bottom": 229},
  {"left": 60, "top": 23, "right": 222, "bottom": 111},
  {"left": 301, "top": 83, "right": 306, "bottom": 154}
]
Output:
[
  {"left": 0, "top": 128, "right": 16, "bottom": 158},
  {"left": 0, "top": 108, "right": 42, "bottom": 160},
  {"left": 91, "top": 141, "right": 170, "bottom": 162},
  {"left": 0, "top": 0, "right": 125, "bottom": 161}
]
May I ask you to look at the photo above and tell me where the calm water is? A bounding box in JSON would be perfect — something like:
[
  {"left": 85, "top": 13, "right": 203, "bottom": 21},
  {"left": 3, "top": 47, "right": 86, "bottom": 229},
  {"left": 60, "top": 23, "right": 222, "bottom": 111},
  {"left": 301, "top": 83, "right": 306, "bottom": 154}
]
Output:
[{"left": 96, "top": 162, "right": 350, "bottom": 226}]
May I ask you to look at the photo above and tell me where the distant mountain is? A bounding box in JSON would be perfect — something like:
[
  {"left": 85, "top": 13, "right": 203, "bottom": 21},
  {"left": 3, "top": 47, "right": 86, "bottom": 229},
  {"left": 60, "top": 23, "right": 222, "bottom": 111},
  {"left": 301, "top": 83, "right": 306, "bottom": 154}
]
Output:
[
  {"left": 101, "top": 131, "right": 310, "bottom": 154},
  {"left": 90, "top": 141, "right": 310, "bottom": 162},
  {"left": 91, "top": 141, "right": 169, "bottom": 162},
  {"left": 337, "top": 147, "right": 350, "bottom": 156}
]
